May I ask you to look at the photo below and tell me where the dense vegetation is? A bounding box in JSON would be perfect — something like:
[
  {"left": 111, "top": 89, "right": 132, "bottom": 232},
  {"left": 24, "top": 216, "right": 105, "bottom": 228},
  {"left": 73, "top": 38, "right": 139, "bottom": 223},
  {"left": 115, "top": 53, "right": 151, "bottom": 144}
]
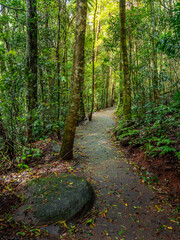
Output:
[
  {"left": 0, "top": 1, "right": 179, "bottom": 238},
  {"left": 0, "top": 0, "right": 179, "bottom": 168}
]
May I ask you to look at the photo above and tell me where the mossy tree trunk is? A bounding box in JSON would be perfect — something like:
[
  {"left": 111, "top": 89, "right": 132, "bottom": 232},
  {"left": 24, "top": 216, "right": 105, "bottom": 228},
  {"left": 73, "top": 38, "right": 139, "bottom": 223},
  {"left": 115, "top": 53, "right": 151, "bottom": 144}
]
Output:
[
  {"left": 120, "top": 0, "right": 131, "bottom": 121},
  {"left": 60, "top": 0, "right": 87, "bottom": 160},
  {"left": 26, "top": 0, "right": 38, "bottom": 142}
]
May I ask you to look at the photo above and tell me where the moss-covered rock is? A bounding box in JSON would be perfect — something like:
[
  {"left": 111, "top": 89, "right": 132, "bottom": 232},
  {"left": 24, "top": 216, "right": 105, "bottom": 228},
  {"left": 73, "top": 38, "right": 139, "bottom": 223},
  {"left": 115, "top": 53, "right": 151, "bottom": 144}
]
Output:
[{"left": 15, "top": 174, "right": 95, "bottom": 225}]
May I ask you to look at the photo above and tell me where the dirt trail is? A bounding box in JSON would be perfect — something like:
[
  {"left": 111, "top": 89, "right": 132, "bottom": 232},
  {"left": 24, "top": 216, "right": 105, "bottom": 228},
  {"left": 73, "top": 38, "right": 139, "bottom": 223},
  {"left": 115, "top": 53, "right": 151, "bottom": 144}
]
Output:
[{"left": 71, "top": 108, "right": 179, "bottom": 240}]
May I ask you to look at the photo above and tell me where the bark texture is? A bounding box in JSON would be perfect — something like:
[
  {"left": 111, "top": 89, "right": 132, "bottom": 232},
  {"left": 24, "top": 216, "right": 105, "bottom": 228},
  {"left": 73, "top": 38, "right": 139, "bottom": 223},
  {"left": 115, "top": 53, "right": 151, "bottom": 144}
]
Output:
[
  {"left": 60, "top": 0, "right": 87, "bottom": 160},
  {"left": 120, "top": 0, "right": 131, "bottom": 121}
]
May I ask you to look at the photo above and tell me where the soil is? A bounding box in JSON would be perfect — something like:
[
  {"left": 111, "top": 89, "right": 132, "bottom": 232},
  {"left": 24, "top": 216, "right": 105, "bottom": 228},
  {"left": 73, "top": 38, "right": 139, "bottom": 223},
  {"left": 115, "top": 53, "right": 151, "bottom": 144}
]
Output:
[
  {"left": 126, "top": 147, "right": 180, "bottom": 197},
  {"left": 0, "top": 108, "right": 179, "bottom": 239}
]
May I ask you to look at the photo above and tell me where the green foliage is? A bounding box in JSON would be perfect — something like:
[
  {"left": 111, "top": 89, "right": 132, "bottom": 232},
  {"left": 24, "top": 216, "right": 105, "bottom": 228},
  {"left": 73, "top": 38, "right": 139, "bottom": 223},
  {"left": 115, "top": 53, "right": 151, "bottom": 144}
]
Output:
[
  {"left": 145, "top": 143, "right": 176, "bottom": 157},
  {"left": 16, "top": 147, "right": 42, "bottom": 169},
  {"left": 175, "top": 151, "right": 180, "bottom": 160},
  {"left": 157, "top": 3, "right": 180, "bottom": 58},
  {"left": 0, "top": 0, "right": 179, "bottom": 169},
  {"left": 157, "top": 32, "right": 179, "bottom": 58},
  {"left": 22, "top": 147, "right": 41, "bottom": 160},
  {"left": 117, "top": 129, "right": 140, "bottom": 141},
  {"left": 17, "top": 162, "right": 29, "bottom": 170},
  {"left": 139, "top": 170, "right": 158, "bottom": 184},
  {"left": 116, "top": 95, "right": 180, "bottom": 159}
]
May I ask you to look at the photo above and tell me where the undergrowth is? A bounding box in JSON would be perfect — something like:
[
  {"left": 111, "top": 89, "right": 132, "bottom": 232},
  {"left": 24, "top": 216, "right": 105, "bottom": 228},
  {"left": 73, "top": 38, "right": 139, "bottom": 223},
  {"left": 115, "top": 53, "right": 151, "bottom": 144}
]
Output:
[{"left": 115, "top": 92, "right": 180, "bottom": 167}]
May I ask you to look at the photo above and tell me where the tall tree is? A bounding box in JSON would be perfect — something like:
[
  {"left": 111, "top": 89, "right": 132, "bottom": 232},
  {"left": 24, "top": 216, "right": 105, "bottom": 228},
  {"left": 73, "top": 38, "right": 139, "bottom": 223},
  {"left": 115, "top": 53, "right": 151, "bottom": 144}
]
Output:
[
  {"left": 60, "top": 0, "right": 87, "bottom": 160},
  {"left": 120, "top": 0, "right": 131, "bottom": 121},
  {"left": 150, "top": 0, "right": 159, "bottom": 103},
  {"left": 89, "top": 0, "right": 98, "bottom": 121},
  {"left": 56, "top": 0, "right": 62, "bottom": 139},
  {"left": 26, "top": 0, "right": 38, "bottom": 142}
]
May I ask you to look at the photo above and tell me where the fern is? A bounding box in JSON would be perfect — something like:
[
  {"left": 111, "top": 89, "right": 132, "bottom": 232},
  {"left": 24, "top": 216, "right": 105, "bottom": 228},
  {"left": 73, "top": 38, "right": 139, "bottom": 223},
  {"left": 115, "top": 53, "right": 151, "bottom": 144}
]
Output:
[
  {"left": 118, "top": 129, "right": 140, "bottom": 140},
  {"left": 158, "top": 146, "right": 176, "bottom": 155},
  {"left": 175, "top": 151, "right": 180, "bottom": 160},
  {"left": 156, "top": 138, "right": 171, "bottom": 146}
]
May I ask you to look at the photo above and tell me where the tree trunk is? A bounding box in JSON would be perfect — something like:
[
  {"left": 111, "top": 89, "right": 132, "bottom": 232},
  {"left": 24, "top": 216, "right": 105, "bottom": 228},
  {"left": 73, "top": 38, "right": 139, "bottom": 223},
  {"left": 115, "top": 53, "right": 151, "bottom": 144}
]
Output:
[
  {"left": 89, "top": 0, "right": 98, "bottom": 121},
  {"left": 0, "top": 114, "right": 14, "bottom": 161},
  {"left": 56, "top": 0, "right": 62, "bottom": 139},
  {"left": 62, "top": 0, "right": 68, "bottom": 111},
  {"left": 78, "top": 87, "right": 86, "bottom": 123},
  {"left": 94, "top": 18, "right": 100, "bottom": 111},
  {"left": 150, "top": 0, "right": 159, "bottom": 104},
  {"left": 26, "top": 0, "right": 38, "bottom": 142},
  {"left": 119, "top": 50, "right": 123, "bottom": 106},
  {"left": 105, "top": 69, "right": 109, "bottom": 108},
  {"left": 120, "top": 0, "right": 131, "bottom": 121},
  {"left": 60, "top": 0, "right": 87, "bottom": 160}
]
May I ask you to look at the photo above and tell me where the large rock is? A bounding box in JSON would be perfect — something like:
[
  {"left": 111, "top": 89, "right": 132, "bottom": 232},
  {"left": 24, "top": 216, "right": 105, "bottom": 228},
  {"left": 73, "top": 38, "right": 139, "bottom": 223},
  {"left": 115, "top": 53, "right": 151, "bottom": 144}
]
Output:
[{"left": 15, "top": 174, "right": 95, "bottom": 225}]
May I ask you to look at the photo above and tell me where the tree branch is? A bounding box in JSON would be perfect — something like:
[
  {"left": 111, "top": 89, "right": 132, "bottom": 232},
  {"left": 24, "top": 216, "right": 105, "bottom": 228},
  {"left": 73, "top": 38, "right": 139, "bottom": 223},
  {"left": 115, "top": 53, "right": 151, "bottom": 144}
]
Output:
[
  {"left": 159, "top": 0, "right": 171, "bottom": 12},
  {"left": 0, "top": 2, "right": 25, "bottom": 11}
]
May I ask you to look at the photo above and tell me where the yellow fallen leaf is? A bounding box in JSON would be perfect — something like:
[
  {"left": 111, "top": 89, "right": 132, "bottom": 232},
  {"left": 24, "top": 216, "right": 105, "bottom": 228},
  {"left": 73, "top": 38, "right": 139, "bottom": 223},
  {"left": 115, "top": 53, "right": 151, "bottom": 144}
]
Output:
[
  {"left": 167, "top": 227, "right": 173, "bottom": 230},
  {"left": 170, "top": 220, "right": 176, "bottom": 223},
  {"left": 155, "top": 205, "right": 162, "bottom": 212},
  {"left": 57, "top": 220, "right": 68, "bottom": 228}
]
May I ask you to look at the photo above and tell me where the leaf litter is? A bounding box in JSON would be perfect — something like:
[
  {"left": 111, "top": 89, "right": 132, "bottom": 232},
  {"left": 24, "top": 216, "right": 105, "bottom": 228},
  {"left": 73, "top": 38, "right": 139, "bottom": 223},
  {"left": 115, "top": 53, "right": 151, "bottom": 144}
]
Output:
[{"left": 0, "top": 109, "right": 180, "bottom": 239}]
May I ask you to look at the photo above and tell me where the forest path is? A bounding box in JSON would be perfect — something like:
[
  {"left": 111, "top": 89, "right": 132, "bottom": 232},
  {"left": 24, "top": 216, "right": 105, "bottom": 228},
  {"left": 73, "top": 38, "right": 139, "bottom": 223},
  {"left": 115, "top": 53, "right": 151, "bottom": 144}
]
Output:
[{"left": 71, "top": 108, "right": 179, "bottom": 240}]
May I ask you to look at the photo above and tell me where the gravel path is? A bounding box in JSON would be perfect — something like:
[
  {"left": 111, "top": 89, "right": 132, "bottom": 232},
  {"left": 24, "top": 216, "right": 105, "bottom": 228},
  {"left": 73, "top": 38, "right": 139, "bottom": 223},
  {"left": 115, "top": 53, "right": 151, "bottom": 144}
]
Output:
[{"left": 72, "top": 108, "right": 179, "bottom": 240}]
